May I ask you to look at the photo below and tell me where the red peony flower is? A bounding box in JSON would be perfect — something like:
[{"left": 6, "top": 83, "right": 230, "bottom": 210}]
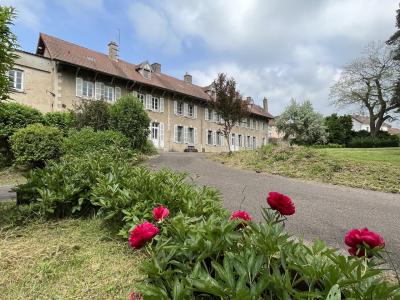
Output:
[
  {"left": 344, "top": 228, "right": 384, "bottom": 257},
  {"left": 129, "top": 221, "right": 159, "bottom": 249},
  {"left": 152, "top": 205, "right": 169, "bottom": 222},
  {"left": 267, "top": 192, "right": 295, "bottom": 215},
  {"left": 129, "top": 291, "right": 143, "bottom": 300},
  {"left": 229, "top": 210, "right": 252, "bottom": 222}
]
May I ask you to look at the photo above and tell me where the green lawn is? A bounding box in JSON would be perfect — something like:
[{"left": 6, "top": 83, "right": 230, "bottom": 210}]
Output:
[
  {"left": 0, "top": 201, "right": 144, "bottom": 300},
  {"left": 318, "top": 147, "right": 400, "bottom": 164},
  {"left": 214, "top": 146, "right": 400, "bottom": 193}
]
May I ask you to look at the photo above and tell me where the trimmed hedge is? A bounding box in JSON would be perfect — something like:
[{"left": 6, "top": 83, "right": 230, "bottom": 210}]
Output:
[
  {"left": 10, "top": 124, "right": 63, "bottom": 167},
  {"left": 44, "top": 111, "right": 75, "bottom": 135},
  {"left": 348, "top": 136, "right": 399, "bottom": 148},
  {"left": 63, "top": 127, "right": 130, "bottom": 155}
]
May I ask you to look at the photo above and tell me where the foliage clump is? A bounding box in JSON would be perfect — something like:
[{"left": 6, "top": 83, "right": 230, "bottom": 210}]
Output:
[
  {"left": 73, "top": 100, "right": 110, "bottom": 131},
  {"left": 10, "top": 123, "right": 63, "bottom": 167}
]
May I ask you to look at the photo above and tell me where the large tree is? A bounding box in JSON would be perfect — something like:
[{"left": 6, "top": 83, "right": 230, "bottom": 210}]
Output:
[
  {"left": 387, "top": 4, "right": 400, "bottom": 112},
  {"left": 210, "top": 73, "right": 249, "bottom": 154},
  {"left": 330, "top": 42, "right": 400, "bottom": 137},
  {"left": 276, "top": 99, "right": 327, "bottom": 145},
  {"left": 0, "top": 6, "right": 18, "bottom": 102}
]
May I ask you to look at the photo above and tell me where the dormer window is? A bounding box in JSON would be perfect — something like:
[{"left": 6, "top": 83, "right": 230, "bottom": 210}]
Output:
[
  {"left": 138, "top": 61, "right": 152, "bottom": 80},
  {"left": 143, "top": 69, "right": 151, "bottom": 79}
]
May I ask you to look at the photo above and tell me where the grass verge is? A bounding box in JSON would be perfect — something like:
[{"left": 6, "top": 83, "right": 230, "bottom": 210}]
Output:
[
  {"left": 0, "top": 201, "right": 144, "bottom": 300},
  {"left": 213, "top": 145, "right": 400, "bottom": 193}
]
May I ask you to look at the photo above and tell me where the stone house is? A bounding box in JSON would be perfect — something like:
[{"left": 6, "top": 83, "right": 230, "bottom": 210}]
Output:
[
  {"left": 8, "top": 33, "right": 274, "bottom": 152},
  {"left": 351, "top": 114, "right": 390, "bottom": 133}
]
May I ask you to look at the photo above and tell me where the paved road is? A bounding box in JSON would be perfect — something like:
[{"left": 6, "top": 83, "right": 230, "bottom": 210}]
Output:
[
  {"left": 148, "top": 152, "right": 400, "bottom": 267},
  {"left": 0, "top": 185, "right": 15, "bottom": 201}
]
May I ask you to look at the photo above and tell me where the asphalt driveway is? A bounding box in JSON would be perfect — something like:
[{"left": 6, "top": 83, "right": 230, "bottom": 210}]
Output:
[{"left": 148, "top": 152, "right": 400, "bottom": 267}]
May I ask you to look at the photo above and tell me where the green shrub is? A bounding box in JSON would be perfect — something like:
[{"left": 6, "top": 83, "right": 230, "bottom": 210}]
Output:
[
  {"left": 44, "top": 111, "right": 75, "bottom": 135},
  {"left": 137, "top": 209, "right": 400, "bottom": 299},
  {"left": 10, "top": 124, "right": 63, "bottom": 167},
  {"left": 348, "top": 135, "right": 399, "bottom": 148},
  {"left": 74, "top": 100, "right": 110, "bottom": 131},
  {"left": 0, "top": 102, "right": 44, "bottom": 138},
  {"left": 63, "top": 127, "right": 130, "bottom": 155},
  {"left": 109, "top": 95, "right": 150, "bottom": 150},
  {"left": 14, "top": 151, "right": 222, "bottom": 228}
]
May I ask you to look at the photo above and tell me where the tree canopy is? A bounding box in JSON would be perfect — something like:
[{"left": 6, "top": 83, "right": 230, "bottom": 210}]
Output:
[
  {"left": 387, "top": 5, "right": 400, "bottom": 113},
  {"left": 330, "top": 42, "right": 399, "bottom": 137},
  {"left": 210, "top": 73, "right": 249, "bottom": 153},
  {"left": 0, "top": 6, "right": 18, "bottom": 101},
  {"left": 276, "top": 99, "right": 327, "bottom": 145}
]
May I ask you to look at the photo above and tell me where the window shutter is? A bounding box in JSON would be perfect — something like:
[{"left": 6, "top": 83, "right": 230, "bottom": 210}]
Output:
[
  {"left": 146, "top": 94, "right": 151, "bottom": 110},
  {"left": 213, "top": 132, "right": 217, "bottom": 146},
  {"left": 184, "top": 126, "right": 188, "bottom": 144},
  {"left": 174, "top": 125, "right": 177, "bottom": 143},
  {"left": 95, "top": 82, "right": 101, "bottom": 100},
  {"left": 193, "top": 105, "right": 197, "bottom": 119},
  {"left": 174, "top": 101, "right": 177, "bottom": 115},
  {"left": 205, "top": 108, "right": 209, "bottom": 120},
  {"left": 160, "top": 122, "right": 164, "bottom": 148},
  {"left": 235, "top": 135, "right": 239, "bottom": 147},
  {"left": 115, "top": 87, "right": 121, "bottom": 100},
  {"left": 205, "top": 129, "right": 208, "bottom": 145},
  {"left": 194, "top": 128, "right": 197, "bottom": 145},
  {"left": 76, "top": 77, "right": 83, "bottom": 97},
  {"left": 184, "top": 103, "right": 189, "bottom": 117},
  {"left": 160, "top": 98, "right": 164, "bottom": 113}
]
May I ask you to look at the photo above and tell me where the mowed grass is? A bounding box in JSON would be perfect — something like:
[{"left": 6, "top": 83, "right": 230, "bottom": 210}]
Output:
[
  {"left": 0, "top": 202, "right": 145, "bottom": 300},
  {"left": 318, "top": 147, "right": 400, "bottom": 163},
  {"left": 214, "top": 146, "right": 400, "bottom": 193}
]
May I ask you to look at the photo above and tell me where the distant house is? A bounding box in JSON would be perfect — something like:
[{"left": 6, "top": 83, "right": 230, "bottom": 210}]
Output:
[
  {"left": 268, "top": 117, "right": 284, "bottom": 139},
  {"left": 351, "top": 115, "right": 390, "bottom": 132},
  {"left": 388, "top": 127, "right": 400, "bottom": 135}
]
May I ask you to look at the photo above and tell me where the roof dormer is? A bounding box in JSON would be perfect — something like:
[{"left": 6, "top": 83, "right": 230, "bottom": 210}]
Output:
[{"left": 137, "top": 61, "right": 152, "bottom": 80}]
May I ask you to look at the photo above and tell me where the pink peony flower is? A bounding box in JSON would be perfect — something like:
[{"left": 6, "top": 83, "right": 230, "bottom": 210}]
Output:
[
  {"left": 152, "top": 205, "right": 169, "bottom": 222},
  {"left": 344, "top": 228, "right": 384, "bottom": 257},
  {"left": 229, "top": 210, "right": 252, "bottom": 222},
  {"left": 129, "top": 291, "right": 143, "bottom": 300},
  {"left": 129, "top": 221, "right": 159, "bottom": 249},
  {"left": 267, "top": 192, "right": 295, "bottom": 215}
]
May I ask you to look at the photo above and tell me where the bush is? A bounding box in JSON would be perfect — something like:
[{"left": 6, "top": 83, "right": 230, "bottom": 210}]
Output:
[
  {"left": 14, "top": 150, "right": 223, "bottom": 228},
  {"left": 109, "top": 95, "right": 150, "bottom": 150},
  {"left": 10, "top": 124, "right": 63, "bottom": 167},
  {"left": 44, "top": 111, "right": 75, "bottom": 135},
  {"left": 325, "top": 114, "right": 353, "bottom": 145},
  {"left": 0, "top": 103, "right": 44, "bottom": 163},
  {"left": 63, "top": 127, "right": 130, "bottom": 156},
  {"left": 137, "top": 209, "right": 399, "bottom": 299},
  {"left": 348, "top": 135, "right": 399, "bottom": 148},
  {"left": 74, "top": 100, "right": 110, "bottom": 131}
]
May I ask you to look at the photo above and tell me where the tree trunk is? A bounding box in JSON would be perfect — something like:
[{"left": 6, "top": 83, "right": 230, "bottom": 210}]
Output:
[{"left": 225, "top": 131, "right": 232, "bottom": 155}]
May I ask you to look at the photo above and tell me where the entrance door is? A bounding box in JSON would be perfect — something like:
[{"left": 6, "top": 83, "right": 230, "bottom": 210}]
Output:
[
  {"left": 151, "top": 122, "right": 159, "bottom": 148},
  {"left": 231, "top": 133, "right": 236, "bottom": 151}
]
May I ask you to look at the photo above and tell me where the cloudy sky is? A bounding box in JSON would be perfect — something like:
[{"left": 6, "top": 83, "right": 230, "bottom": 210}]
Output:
[{"left": 2, "top": 0, "right": 399, "bottom": 117}]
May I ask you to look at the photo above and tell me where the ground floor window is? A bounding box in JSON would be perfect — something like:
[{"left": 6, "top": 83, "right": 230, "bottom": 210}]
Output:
[
  {"left": 176, "top": 125, "right": 184, "bottom": 143},
  {"left": 253, "top": 137, "right": 256, "bottom": 149},
  {"left": 151, "top": 122, "right": 159, "bottom": 140},
  {"left": 207, "top": 130, "right": 213, "bottom": 145},
  {"left": 187, "top": 127, "right": 195, "bottom": 144},
  {"left": 238, "top": 135, "right": 243, "bottom": 147},
  {"left": 105, "top": 85, "right": 114, "bottom": 102},
  {"left": 216, "top": 132, "right": 223, "bottom": 146}
]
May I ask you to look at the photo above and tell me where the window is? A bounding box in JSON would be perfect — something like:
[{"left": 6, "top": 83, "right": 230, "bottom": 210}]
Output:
[
  {"left": 253, "top": 137, "right": 256, "bottom": 149},
  {"left": 8, "top": 69, "right": 23, "bottom": 91},
  {"left": 188, "top": 104, "right": 194, "bottom": 117},
  {"left": 151, "top": 122, "right": 159, "bottom": 140},
  {"left": 82, "top": 80, "right": 94, "bottom": 98},
  {"left": 143, "top": 69, "right": 151, "bottom": 79},
  {"left": 177, "top": 102, "right": 184, "bottom": 115},
  {"left": 247, "top": 118, "right": 251, "bottom": 128},
  {"left": 207, "top": 109, "right": 213, "bottom": 121},
  {"left": 207, "top": 130, "right": 213, "bottom": 145},
  {"left": 187, "top": 127, "right": 195, "bottom": 144},
  {"left": 247, "top": 136, "right": 251, "bottom": 148},
  {"left": 176, "top": 125, "right": 184, "bottom": 143},
  {"left": 263, "top": 122, "right": 267, "bottom": 130},
  {"left": 105, "top": 86, "right": 114, "bottom": 102},
  {"left": 216, "top": 132, "right": 223, "bottom": 146},
  {"left": 138, "top": 93, "right": 145, "bottom": 105},
  {"left": 238, "top": 135, "right": 243, "bottom": 147},
  {"left": 152, "top": 97, "right": 159, "bottom": 111}
]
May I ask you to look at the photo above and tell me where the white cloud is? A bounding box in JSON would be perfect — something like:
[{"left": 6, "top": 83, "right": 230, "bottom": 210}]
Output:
[{"left": 1, "top": 0, "right": 46, "bottom": 30}]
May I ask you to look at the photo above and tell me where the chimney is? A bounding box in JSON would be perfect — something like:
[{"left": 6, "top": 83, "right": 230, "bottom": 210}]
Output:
[
  {"left": 246, "top": 96, "right": 254, "bottom": 105},
  {"left": 184, "top": 72, "right": 192, "bottom": 84},
  {"left": 108, "top": 41, "right": 118, "bottom": 61},
  {"left": 151, "top": 63, "right": 161, "bottom": 73},
  {"left": 263, "top": 97, "right": 268, "bottom": 112}
]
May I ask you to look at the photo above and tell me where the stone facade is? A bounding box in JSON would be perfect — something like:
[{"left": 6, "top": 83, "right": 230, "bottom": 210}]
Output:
[{"left": 9, "top": 41, "right": 272, "bottom": 152}]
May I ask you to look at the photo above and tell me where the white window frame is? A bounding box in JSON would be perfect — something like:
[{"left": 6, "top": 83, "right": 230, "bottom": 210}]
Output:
[
  {"left": 82, "top": 80, "right": 94, "bottom": 99},
  {"left": 151, "top": 97, "right": 159, "bottom": 111},
  {"left": 207, "top": 130, "right": 213, "bottom": 145},
  {"left": 177, "top": 102, "right": 184, "bottom": 115},
  {"left": 8, "top": 69, "right": 24, "bottom": 91},
  {"left": 151, "top": 122, "right": 159, "bottom": 140},
  {"left": 187, "top": 127, "right": 195, "bottom": 145},
  {"left": 176, "top": 125, "right": 184, "bottom": 143},
  {"left": 138, "top": 93, "right": 145, "bottom": 105},
  {"left": 105, "top": 85, "right": 114, "bottom": 102},
  {"left": 188, "top": 104, "right": 194, "bottom": 118}
]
